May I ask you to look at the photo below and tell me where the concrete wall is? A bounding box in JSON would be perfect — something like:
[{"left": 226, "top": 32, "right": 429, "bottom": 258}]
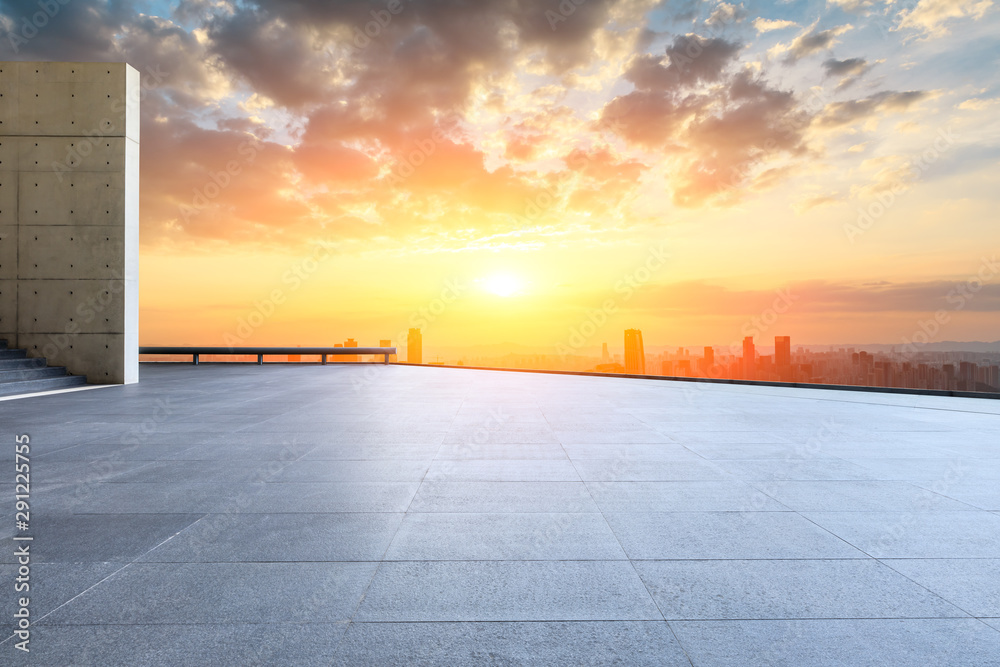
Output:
[{"left": 0, "top": 62, "right": 139, "bottom": 384}]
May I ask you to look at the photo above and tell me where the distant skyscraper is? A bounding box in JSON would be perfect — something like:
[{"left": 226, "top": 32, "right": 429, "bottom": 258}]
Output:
[
  {"left": 743, "top": 336, "right": 755, "bottom": 379},
  {"left": 775, "top": 336, "right": 791, "bottom": 367},
  {"left": 343, "top": 338, "right": 358, "bottom": 362},
  {"left": 704, "top": 346, "right": 714, "bottom": 368},
  {"left": 408, "top": 328, "right": 423, "bottom": 364},
  {"left": 624, "top": 329, "right": 645, "bottom": 374},
  {"left": 602, "top": 342, "right": 610, "bottom": 364}
]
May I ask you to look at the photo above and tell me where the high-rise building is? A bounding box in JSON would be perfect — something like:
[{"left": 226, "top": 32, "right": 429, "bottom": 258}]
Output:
[
  {"left": 602, "top": 343, "right": 610, "bottom": 364},
  {"left": 624, "top": 329, "right": 645, "bottom": 374},
  {"left": 943, "top": 363, "right": 956, "bottom": 390},
  {"left": 743, "top": 336, "right": 756, "bottom": 380},
  {"left": 697, "top": 346, "right": 715, "bottom": 377},
  {"left": 408, "top": 328, "right": 423, "bottom": 364},
  {"left": 959, "top": 361, "right": 976, "bottom": 391},
  {"left": 775, "top": 335, "right": 791, "bottom": 381},
  {"left": 343, "top": 338, "right": 359, "bottom": 362},
  {"left": 775, "top": 336, "right": 791, "bottom": 367}
]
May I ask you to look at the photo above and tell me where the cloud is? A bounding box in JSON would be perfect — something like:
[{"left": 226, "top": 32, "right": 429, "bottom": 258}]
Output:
[
  {"left": 292, "top": 143, "right": 379, "bottom": 185},
  {"left": 705, "top": 2, "right": 747, "bottom": 28},
  {"left": 897, "top": 0, "right": 993, "bottom": 38},
  {"left": 826, "top": 0, "right": 885, "bottom": 13},
  {"left": 624, "top": 35, "right": 743, "bottom": 90},
  {"left": 140, "top": 118, "right": 313, "bottom": 248},
  {"left": 604, "top": 28, "right": 815, "bottom": 207},
  {"left": 816, "top": 90, "right": 932, "bottom": 128},
  {"left": 0, "top": 0, "right": 133, "bottom": 61},
  {"left": 562, "top": 146, "right": 648, "bottom": 215},
  {"left": 850, "top": 155, "right": 918, "bottom": 199},
  {"left": 598, "top": 90, "right": 703, "bottom": 147},
  {"left": 666, "top": 69, "right": 813, "bottom": 207},
  {"left": 599, "top": 33, "right": 744, "bottom": 150},
  {"left": 753, "top": 18, "right": 798, "bottom": 33},
  {"left": 793, "top": 194, "right": 843, "bottom": 213},
  {"left": 958, "top": 97, "right": 1000, "bottom": 110},
  {"left": 198, "top": 0, "right": 647, "bottom": 113},
  {"left": 822, "top": 56, "right": 875, "bottom": 90},
  {"left": 773, "top": 23, "right": 853, "bottom": 63},
  {"left": 822, "top": 57, "right": 868, "bottom": 77},
  {"left": 0, "top": 0, "right": 975, "bottom": 252}
]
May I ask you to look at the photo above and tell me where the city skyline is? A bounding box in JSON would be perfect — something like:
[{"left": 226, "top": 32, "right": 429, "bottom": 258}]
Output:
[{"left": 261, "top": 327, "right": 999, "bottom": 393}]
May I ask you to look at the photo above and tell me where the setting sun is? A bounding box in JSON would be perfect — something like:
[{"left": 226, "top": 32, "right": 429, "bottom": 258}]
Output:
[{"left": 482, "top": 274, "right": 525, "bottom": 298}]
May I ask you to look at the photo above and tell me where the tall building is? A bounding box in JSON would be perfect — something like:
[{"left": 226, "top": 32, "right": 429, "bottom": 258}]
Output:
[
  {"left": 775, "top": 335, "right": 791, "bottom": 381},
  {"left": 704, "top": 346, "right": 715, "bottom": 369},
  {"left": 624, "top": 329, "right": 645, "bottom": 374},
  {"left": 408, "top": 328, "right": 423, "bottom": 364},
  {"left": 775, "top": 336, "right": 791, "bottom": 367},
  {"left": 343, "top": 338, "right": 359, "bottom": 362},
  {"left": 743, "top": 336, "right": 756, "bottom": 380},
  {"left": 601, "top": 342, "right": 610, "bottom": 364}
]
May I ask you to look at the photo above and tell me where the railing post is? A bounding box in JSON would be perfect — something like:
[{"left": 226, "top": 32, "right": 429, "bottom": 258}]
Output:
[
  {"left": 322, "top": 354, "right": 327, "bottom": 365},
  {"left": 384, "top": 353, "right": 389, "bottom": 365},
  {"left": 193, "top": 353, "right": 199, "bottom": 365},
  {"left": 257, "top": 354, "right": 264, "bottom": 365}
]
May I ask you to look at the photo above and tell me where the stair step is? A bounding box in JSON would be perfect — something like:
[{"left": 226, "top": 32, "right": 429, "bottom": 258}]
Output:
[
  {"left": 0, "top": 375, "right": 88, "bottom": 397},
  {"left": 0, "top": 357, "right": 46, "bottom": 370},
  {"left": 0, "top": 349, "right": 28, "bottom": 360},
  {"left": 0, "top": 366, "right": 70, "bottom": 383}
]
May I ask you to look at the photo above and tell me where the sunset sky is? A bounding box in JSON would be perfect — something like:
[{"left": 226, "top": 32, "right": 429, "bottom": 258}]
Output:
[{"left": 4, "top": 0, "right": 999, "bottom": 355}]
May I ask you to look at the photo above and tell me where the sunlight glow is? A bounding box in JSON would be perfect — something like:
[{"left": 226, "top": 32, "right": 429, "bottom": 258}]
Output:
[{"left": 482, "top": 273, "right": 524, "bottom": 298}]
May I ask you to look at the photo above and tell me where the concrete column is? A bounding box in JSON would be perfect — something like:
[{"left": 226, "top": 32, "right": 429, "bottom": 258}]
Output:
[{"left": 0, "top": 62, "right": 139, "bottom": 384}]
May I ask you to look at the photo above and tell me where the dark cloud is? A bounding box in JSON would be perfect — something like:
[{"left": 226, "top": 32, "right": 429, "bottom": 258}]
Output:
[
  {"left": 0, "top": 0, "right": 132, "bottom": 61},
  {"left": 817, "top": 90, "right": 931, "bottom": 128},
  {"left": 676, "top": 71, "right": 811, "bottom": 205},
  {"left": 625, "top": 35, "right": 742, "bottom": 90},
  {"left": 823, "top": 56, "right": 874, "bottom": 90},
  {"left": 202, "top": 0, "right": 636, "bottom": 112},
  {"left": 601, "top": 33, "right": 744, "bottom": 151},
  {"left": 204, "top": 9, "right": 337, "bottom": 109},
  {"left": 599, "top": 90, "right": 705, "bottom": 148},
  {"left": 823, "top": 57, "right": 867, "bottom": 77},
  {"left": 603, "top": 27, "right": 812, "bottom": 207}
]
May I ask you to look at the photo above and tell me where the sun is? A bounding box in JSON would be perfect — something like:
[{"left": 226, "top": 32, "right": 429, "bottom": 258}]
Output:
[{"left": 482, "top": 273, "right": 524, "bottom": 298}]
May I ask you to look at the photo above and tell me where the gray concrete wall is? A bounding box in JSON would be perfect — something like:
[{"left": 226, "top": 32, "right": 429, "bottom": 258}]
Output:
[{"left": 0, "top": 62, "right": 139, "bottom": 384}]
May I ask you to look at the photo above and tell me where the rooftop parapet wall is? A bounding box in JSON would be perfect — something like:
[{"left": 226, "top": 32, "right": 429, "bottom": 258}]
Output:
[{"left": 0, "top": 62, "right": 139, "bottom": 384}]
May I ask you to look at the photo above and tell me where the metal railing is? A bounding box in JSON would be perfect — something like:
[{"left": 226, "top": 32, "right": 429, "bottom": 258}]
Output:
[{"left": 139, "top": 347, "right": 397, "bottom": 365}]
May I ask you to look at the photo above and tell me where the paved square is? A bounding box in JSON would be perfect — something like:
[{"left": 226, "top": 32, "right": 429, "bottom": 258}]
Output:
[{"left": 2, "top": 363, "right": 999, "bottom": 665}]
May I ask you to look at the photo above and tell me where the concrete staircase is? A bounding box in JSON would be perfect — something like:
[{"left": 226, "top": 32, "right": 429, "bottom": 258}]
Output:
[{"left": 0, "top": 339, "right": 88, "bottom": 397}]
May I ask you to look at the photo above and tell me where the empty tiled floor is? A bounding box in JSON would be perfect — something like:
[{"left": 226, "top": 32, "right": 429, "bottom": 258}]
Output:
[{"left": 2, "top": 363, "right": 1000, "bottom": 665}]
